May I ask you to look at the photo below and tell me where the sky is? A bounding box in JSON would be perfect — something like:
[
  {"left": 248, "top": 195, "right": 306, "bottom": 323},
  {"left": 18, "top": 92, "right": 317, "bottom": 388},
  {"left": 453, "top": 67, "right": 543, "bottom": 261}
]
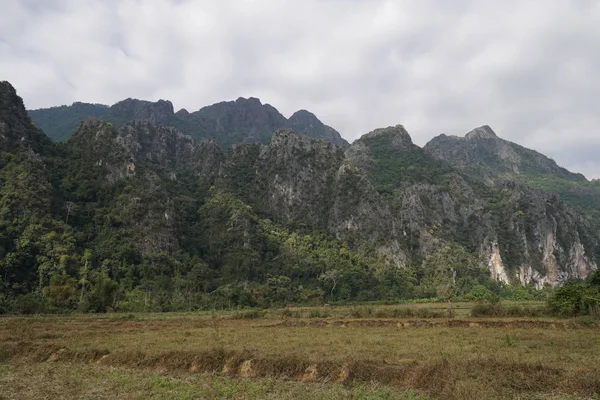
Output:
[{"left": 1, "top": 0, "right": 599, "bottom": 179}]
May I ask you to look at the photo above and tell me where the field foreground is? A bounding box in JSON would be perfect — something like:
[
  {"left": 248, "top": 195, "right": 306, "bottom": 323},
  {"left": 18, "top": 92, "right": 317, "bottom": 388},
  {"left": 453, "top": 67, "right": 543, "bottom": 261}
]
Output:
[{"left": 1, "top": 304, "right": 599, "bottom": 399}]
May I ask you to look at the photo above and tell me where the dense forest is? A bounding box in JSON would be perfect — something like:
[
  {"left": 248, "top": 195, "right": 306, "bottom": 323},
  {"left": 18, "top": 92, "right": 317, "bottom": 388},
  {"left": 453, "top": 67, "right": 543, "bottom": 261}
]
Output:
[{"left": 1, "top": 81, "right": 598, "bottom": 313}]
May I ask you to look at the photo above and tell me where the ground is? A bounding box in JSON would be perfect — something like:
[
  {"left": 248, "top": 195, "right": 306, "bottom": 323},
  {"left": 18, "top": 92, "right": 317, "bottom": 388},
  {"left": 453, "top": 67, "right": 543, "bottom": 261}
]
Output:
[{"left": 0, "top": 302, "right": 598, "bottom": 399}]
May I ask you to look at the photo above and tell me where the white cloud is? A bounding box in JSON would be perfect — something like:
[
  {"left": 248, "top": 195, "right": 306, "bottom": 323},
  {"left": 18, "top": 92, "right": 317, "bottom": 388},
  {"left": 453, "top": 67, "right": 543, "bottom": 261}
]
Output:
[{"left": 1, "top": 0, "right": 599, "bottom": 178}]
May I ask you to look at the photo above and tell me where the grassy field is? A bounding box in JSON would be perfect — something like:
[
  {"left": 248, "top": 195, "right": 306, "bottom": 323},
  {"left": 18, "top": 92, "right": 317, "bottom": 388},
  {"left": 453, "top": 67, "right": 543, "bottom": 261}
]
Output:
[{"left": 0, "top": 302, "right": 598, "bottom": 399}]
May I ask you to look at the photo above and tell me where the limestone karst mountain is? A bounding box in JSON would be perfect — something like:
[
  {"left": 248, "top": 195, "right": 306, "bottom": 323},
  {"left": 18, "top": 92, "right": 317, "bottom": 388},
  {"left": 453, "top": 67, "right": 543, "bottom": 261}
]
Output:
[
  {"left": 28, "top": 96, "right": 348, "bottom": 148},
  {"left": 2, "top": 81, "right": 598, "bottom": 312}
]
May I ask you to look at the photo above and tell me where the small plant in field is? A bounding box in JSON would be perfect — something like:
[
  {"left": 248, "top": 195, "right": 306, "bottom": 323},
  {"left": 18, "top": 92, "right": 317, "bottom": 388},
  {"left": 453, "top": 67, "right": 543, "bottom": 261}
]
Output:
[
  {"left": 504, "top": 334, "right": 516, "bottom": 347},
  {"left": 209, "top": 312, "right": 224, "bottom": 349}
]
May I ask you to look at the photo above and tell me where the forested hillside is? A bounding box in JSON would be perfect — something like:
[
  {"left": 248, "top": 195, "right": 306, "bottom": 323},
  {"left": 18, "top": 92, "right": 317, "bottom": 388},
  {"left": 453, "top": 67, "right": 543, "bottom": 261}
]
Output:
[{"left": 1, "top": 81, "right": 598, "bottom": 313}]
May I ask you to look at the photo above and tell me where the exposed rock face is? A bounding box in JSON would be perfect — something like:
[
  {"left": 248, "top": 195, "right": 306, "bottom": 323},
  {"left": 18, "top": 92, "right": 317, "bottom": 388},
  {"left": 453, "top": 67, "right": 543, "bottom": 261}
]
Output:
[
  {"left": 117, "top": 121, "right": 196, "bottom": 169},
  {"left": 219, "top": 129, "right": 404, "bottom": 261},
  {"left": 341, "top": 126, "right": 598, "bottom": 286},
  {"left": 66, "top": 119, "right": 226, "bottom": 256},
  {"left": 257, "top": 130, "right": 344, "bottom": 226},
  {"left": 423, "top": 126, "right": 599, "bottom": 286},
  {"left": 465, "top": 125, "right": 498, "bottom": 140}
]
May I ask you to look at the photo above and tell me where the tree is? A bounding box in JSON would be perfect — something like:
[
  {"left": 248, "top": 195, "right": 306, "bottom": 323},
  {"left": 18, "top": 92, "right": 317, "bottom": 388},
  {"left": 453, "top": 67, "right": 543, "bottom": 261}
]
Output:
[
  {"left": 319, "top": 269, "right": 341, "bottom": 299},
  {"left": 422, "top": 244, "right": 483, "bottom": 317}
]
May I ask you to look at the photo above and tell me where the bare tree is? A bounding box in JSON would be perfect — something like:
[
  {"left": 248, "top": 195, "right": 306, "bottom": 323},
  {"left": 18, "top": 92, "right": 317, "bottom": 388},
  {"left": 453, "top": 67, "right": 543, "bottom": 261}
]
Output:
[{"left": 65, "top": 201, "right": 78, "bottom": 224}]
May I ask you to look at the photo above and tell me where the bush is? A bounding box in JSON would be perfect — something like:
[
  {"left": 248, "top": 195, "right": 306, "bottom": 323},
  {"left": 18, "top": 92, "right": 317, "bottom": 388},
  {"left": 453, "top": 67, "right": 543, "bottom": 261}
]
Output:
[
  {"left": 10, "top": 292, "right": 47, "bottom": 315},
  {"left": 547, "top": 283, "right": 597, "bottom": 317},
  {"left": 464, "top": 285, "right": 492, "bottom": 301}
]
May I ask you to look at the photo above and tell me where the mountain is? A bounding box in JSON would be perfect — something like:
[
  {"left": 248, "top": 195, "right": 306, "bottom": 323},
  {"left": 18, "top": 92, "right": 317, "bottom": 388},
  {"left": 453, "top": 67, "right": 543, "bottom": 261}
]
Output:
[
  {"left": 28, "top": 96, "right": 349, "bottom": 149},
  {"left": 27, "top": 102, "right": 109, "bottom": 142},
  {"left": 107, "top": 98, "right": 175, "bottom": 127},
  {"left": 424, "top": 125, "right": 600, "bottom": 227},
  {"left": 284, "top": 110, "right": 347, "bottom": 147},
  {"left": 1, "top": 81, "right": 598, "bottom": 313},
  {"left": 346, "top": 125, "right": 598, "bottom": 287},
  {"left": 1, "top": 81, "right": 54, "bottom": 154}
]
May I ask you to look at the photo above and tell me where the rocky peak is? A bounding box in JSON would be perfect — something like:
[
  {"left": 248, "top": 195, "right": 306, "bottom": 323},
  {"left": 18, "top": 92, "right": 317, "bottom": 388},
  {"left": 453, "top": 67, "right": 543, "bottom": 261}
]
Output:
[
  {"left": 286, "top": 110, "right": 348, "bottom": 147},
  {"left": 288, "top": 109, "right": 321, "bottom": 127},
  {"left": 235, "top": 96, "right": 262, "bottom": 106},
  {"left": 175, "top": 108, "right": 190, "bottom": 119},
  {"left": 465, "top": 125, "right": 498, "bottom": 140},
  {"left": 108, "top": 98, "right": 175, "bottom": 126},
  {"left": 359, "top": 125, "right": 413, "bottom": 147},
  {"left": 1, "top": 81, "right": 31, "bottom": 122},
  {"left": 346, "top": 125, "right": 414, "bottom": 170},
  {"left": 192, "top": 97, "right": 287, "bottom": 145}
]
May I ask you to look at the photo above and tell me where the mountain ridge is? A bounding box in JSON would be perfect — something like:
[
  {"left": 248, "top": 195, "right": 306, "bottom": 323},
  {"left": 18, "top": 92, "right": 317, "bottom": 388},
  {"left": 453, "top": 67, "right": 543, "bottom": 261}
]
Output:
[
  {"left": 425, "top": 125, "right": 600, "bottom": 227},
  {"left": 28, "top": 96, "right": 348, "bottom": 149}
]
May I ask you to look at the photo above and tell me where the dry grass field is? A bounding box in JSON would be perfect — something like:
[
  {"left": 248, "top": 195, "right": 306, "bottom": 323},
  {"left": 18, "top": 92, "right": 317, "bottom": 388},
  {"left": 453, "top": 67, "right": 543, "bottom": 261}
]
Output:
[{"left": 1, "top": 303, "right": 598, "bottom": 399}]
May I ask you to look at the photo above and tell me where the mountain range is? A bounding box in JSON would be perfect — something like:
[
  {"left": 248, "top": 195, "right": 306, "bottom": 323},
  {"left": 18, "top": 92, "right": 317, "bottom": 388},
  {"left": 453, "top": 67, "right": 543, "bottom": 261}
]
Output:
[
  {"left": 1, "top": 80, "right": 598, "bottom": 312},
  {"left": 28, "top": 97, "right": 348, "bottom": 148}
]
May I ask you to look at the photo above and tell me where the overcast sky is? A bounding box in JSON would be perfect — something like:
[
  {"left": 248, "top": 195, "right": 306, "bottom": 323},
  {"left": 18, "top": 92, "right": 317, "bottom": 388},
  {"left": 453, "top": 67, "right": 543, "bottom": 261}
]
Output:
[{"left": 1, "top": 0, "right": 599, "bottom": 178}]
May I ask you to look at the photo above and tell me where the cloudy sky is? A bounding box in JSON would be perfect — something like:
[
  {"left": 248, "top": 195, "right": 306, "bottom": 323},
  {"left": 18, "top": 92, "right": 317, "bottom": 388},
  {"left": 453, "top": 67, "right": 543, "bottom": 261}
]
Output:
[{"left": 1, "top": 0, "right": 599, "bottom": 178}]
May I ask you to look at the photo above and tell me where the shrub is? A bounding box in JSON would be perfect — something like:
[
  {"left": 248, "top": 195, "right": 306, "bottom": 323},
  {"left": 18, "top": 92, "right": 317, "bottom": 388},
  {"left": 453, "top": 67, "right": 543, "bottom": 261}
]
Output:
[
  {"left": 547, "top": 283, "right": 598, "bottom": 317},
  {"left": 464, "top": 285, "right": 492, "bottom": 301}
]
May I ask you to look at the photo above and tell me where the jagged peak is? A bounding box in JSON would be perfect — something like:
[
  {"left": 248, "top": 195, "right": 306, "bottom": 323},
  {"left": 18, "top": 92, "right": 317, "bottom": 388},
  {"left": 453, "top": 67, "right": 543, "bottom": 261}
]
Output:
[
  {"left": 465, "top": 125, "right": 498, "bottom": 140},
  {"left": 235, "top": 96, "right": 262, "bottom": 105},
  {"left": 111, "top": 97, "right": 174, "bottom": 112},
  {"left": 359, "top": 125, "right": 413, "bottom": 145}
]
